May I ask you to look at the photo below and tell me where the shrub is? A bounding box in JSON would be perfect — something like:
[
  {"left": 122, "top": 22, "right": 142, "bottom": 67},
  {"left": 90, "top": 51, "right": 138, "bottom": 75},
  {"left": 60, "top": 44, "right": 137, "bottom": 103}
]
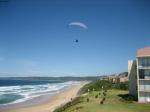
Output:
[
  {"left": 102, "top": 97, "right": 106, "bottom": 101},
  {"left": 100, "top": 100, "right": 104, "bottom": 104},
  {"left": 79, "top": 80, "right": 129, "bottom": 95},
  {"left": 95, "top": 95, "right": 98, "bottom": 98},
  {"left": 103, "top": 92, "right": 107, "bottom": 96},
  {"left": 113, "top": 81, "right": 128, "bottom": 90},
  {"left": 54, "top": 96, "right": 84, "bottom": 112},
  {"left": 80, "top": 80, "right": 113, "bottom": 94},
  {"left": 75, "top": 106, "right": 83, "bottom": 110},
  {"left": 87, "top": 98, "right": 89, "bottom": 102},
  {"left": 104, "top": 89, "right": 107, "bottom": 92},
  {"left": 99, "top": 92, "right": 101, "bottom": 95}
]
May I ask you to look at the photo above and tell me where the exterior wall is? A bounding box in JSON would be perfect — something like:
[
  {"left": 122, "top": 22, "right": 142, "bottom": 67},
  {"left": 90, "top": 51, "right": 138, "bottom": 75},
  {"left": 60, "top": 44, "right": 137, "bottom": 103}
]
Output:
[
  {"left": 137, "top": 56, "right": 150, "bottom": 103},
  {"left": 109, "top": 77, "right": 128, "bottom": 83},
  {"left": 119, "top": 77, "right": 128, "bottom": 82},
  {"left": 128, "top": 60, "right": 138, "bottom": 99},
  {"left": 137, "top": 58, "right": 140, "bottom": 102}
]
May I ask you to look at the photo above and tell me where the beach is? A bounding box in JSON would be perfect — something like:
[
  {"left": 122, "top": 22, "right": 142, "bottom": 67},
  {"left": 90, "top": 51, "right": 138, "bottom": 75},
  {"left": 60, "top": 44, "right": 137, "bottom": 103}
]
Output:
[{"left": 0, "top": 82, "right": 86, "bottom": 112}]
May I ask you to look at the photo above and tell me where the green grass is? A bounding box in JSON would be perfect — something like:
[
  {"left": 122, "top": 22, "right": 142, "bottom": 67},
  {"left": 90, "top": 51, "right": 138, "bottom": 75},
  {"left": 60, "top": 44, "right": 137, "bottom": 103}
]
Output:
[
  {"left": 79, "top": 80, "right": 129, "bottom": 95},
  {"left": 54, "top": 89, "right": 150, "bottom": 112}
]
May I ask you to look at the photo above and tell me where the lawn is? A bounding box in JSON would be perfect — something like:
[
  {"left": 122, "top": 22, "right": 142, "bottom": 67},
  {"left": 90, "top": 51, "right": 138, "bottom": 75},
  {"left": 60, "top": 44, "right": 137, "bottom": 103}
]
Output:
[{"left": 54, "top": 89, "right": 150, "bottom": 112}]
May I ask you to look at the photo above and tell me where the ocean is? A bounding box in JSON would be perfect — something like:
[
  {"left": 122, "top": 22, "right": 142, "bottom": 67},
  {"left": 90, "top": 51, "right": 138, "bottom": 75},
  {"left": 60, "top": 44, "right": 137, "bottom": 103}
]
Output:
[{"left": 0, "top": 79, "right": 80, "bottom": 106}]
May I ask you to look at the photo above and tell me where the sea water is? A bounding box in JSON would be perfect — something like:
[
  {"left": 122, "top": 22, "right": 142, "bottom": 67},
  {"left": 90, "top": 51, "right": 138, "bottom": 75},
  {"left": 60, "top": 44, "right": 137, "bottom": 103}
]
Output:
[{"left": 0, "top": 79, "right": 80, "bottom": 105}]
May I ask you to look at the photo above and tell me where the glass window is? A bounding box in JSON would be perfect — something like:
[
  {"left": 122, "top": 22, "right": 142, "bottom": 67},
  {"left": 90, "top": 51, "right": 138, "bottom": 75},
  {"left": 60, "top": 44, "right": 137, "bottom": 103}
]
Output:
[
  {"left": 146, "top": 70, "right": 150, "bottom": 76},
  {"left": 144, "top": 70, "right": 150, "bottom": 78},
  {"left": 138, "top": 59, "right": 142, "bottom": 67},
  {"left": 148, "top": 58, "right": 150, "bottom": 66},
  {"left": 138, "top": 57, "right": 150, "bottom": 67},
  {"left": 143, "top": 58, "right": 147, "bottom": 67}
]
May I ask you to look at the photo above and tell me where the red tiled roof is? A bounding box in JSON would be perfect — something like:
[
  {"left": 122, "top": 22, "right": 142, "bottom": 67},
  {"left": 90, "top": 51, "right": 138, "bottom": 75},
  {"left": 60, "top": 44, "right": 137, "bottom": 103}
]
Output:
[{"left": 137, "top": 47, "right": 150, "bottom": 57}]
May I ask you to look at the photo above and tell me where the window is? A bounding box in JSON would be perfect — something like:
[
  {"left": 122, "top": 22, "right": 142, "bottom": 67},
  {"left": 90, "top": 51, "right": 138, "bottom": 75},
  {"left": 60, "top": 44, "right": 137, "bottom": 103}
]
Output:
[
  {"left": 138, "top": 59, "right": 142, "bottom": 67},
  {"left": 139, "top": 58, "right": 150, "bottom": 67},
  {"left": 144, "top": 70, "right": 150, "bottom": 78},
  {"left": 148, "top": 58, "right": 150, "bottom": 66},
  {"left": 143, "top": 58, "right": 147, "bottom": 66},
  {"left": 139, "top": 70, "right": 144, "bottom": 79}
]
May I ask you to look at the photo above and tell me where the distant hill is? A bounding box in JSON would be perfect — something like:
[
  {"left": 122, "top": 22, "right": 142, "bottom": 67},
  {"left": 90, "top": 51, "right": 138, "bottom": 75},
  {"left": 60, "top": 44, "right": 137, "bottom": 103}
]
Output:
[
  {"left": 0, "top": 72, "right": 128, "bottom": 81},
  {"left": 118, "top": 72, "right": 128, "bottom": 77},
  {"left": 0, "top": 76, "right": 100, "bottom": 81}
]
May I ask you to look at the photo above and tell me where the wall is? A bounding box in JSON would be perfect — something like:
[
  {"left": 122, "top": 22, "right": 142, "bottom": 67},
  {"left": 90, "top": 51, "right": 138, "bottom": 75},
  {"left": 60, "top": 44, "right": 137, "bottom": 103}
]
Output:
[{"left": 128, "top": 60, "right": 138, "bottom": 99}]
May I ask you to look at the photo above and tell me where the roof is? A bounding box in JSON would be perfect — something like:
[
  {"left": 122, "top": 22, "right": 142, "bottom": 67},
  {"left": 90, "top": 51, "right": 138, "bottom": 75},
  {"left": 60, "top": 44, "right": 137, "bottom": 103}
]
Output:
[{"left": 137, "top": 47, "right": 150, "bottom": 57}]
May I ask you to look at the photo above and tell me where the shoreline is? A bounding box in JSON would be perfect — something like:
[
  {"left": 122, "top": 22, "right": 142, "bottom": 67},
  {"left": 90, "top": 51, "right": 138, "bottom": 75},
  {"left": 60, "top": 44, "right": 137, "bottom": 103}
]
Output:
[{"left": 0, "top": 81, "right": 87, "bottom": 112}]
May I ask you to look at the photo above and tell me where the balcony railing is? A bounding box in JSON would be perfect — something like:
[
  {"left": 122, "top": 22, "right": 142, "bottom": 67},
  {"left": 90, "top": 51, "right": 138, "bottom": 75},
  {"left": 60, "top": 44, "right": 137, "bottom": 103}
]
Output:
[{"left": 139, "top": 85, "right": 150, "bottom": 92}]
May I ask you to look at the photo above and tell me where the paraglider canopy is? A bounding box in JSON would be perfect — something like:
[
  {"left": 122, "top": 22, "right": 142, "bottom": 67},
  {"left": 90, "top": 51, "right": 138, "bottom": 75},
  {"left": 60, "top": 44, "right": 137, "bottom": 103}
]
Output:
[{"left": 68, "top": 22, "right": 87, "bottom": 29}]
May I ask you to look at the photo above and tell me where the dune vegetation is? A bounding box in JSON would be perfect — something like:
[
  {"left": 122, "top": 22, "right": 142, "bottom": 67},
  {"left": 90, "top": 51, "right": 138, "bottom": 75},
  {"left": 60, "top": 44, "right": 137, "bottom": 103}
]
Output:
[{"left": 54, "top": 80, "right": 150, "bottom": 112}]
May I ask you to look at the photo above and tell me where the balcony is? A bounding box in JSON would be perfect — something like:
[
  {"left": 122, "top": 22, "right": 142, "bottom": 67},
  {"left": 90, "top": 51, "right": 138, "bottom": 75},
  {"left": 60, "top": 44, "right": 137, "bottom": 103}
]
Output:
[
  {"left": 138, "top": 58, "right": 150, "bottom": 69},
  {"left": 139, "top": 92, "right": 150, "bottom": 103},
  {"left": 138, "top": 69, "right": 150, "bottom": 79},
  {"left": 138, "top": 66, "right": 150, "bottom": 69},
  {"left": 139, "top": 80, "right": 150, "bottom": 92},
  {"left": 139, "top": 85, "right": 150, "bottom": 92}
]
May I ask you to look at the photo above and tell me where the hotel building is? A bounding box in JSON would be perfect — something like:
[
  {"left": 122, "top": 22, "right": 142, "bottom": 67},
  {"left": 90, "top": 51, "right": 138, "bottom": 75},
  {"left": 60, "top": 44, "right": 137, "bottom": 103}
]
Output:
[{"left": 128, "top": 47, "right": 150, "bottom": 103}]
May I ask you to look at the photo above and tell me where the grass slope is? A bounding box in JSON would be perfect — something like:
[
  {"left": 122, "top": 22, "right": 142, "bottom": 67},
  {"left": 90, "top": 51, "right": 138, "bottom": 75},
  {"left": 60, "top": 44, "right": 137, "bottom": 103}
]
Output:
[{"left": 54, "top": 89, "right": 150, "bottom": 112}]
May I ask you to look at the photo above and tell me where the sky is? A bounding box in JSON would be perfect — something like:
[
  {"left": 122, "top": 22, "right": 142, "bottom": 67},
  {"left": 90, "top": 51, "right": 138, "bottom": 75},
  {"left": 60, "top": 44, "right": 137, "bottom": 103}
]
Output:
[{"left": 0, "top": 0, "right": 150, "bottom": 77}]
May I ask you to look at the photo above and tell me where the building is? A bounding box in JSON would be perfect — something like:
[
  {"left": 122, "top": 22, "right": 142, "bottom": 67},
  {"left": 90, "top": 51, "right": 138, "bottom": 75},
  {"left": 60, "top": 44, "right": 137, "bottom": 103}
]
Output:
[
  {"left": 100, "top": 73, "right": 128, "bottom": 83},
  {"left": 108, "top": 75, "right": 117, "bottom": 83},
  {"left": 119, "top": 76, "right": 128, "bottom": 82},
  {"left": 108, "top": 73, "right": 128, "bottom": 83},
  {"left": 128, "top": 47, "right": 150, "bottom": 103}
]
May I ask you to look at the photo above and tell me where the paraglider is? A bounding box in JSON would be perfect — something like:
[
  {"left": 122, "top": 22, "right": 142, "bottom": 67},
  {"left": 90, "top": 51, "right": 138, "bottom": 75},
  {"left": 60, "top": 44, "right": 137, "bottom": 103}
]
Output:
[
  {"left": 68, "top": 21, "right": 87, "bottom": 43},
  {"left": 75, "top": 39, "right": 79, "bottom": 43},
  {"left": 68, "top": 22, "right": 87, "bottom": 29}
]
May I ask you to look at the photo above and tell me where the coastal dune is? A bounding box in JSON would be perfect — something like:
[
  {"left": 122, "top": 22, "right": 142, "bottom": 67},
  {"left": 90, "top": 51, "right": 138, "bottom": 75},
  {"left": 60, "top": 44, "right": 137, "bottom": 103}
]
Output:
[{"left": 1, "top": 82, "right": 86, "bottom": 112}]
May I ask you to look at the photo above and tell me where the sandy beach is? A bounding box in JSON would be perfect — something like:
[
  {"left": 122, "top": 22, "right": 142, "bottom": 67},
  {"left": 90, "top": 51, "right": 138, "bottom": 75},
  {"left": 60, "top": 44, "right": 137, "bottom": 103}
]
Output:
[{"left": 0, "top": 82, "right": 87, "bottom": 112}]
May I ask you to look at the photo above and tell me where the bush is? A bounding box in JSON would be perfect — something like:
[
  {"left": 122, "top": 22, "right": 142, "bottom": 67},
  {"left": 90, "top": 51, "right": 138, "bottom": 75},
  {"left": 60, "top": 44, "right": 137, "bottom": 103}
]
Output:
[
  {"left": 113, "top": 82, "right": 128, "bottom": 90},
  {"left": 54, "top": 96, "right": 84, "bottom": 112},
  {"left": 79, "top": 80, "right": 129, "bottom": 95},
  {"left": 75, "top": 106, "right": 83, "bottom": 110},
  {"left": 118, "top": 94, "right": 135, "bottom": 103},
  {"left": 102, "top": 97, "right": 106, "bottom": 101},
  {"left": 87, "top": 98, "right": 89, "bottom": 102},
  {"left": 100, "top": 100, "right": 104, "bottom": 104},
  {"left": 95, "top": 95, "right": 98, "bottom": 98},
  {"left": 99, "top": 92, "right": 101, "bottom": 95},
  {"left": 80, "top": 80, "right": 113, "bottom": 94},
  {"left": 103, "top": 92, "right": 107, "bottom": 96}
]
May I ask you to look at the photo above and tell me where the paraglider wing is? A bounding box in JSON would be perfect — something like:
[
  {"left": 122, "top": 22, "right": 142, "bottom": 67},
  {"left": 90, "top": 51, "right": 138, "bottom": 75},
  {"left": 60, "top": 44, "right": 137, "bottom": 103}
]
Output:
[{"left": 68, "top": 22, "right": 87, "bottom": 29}]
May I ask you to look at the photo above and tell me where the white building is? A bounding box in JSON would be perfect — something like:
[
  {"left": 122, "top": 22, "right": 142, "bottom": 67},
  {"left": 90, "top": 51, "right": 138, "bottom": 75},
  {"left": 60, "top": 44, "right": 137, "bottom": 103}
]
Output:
[{"left": 128, "top": 47, "right": 150, "bottom": 103}]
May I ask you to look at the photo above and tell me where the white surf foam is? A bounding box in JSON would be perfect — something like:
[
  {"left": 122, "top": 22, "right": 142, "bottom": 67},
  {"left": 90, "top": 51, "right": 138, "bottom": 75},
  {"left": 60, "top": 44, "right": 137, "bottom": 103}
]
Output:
[{"left": 0, "top": 81, "right": 80, "bottom": 105}]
